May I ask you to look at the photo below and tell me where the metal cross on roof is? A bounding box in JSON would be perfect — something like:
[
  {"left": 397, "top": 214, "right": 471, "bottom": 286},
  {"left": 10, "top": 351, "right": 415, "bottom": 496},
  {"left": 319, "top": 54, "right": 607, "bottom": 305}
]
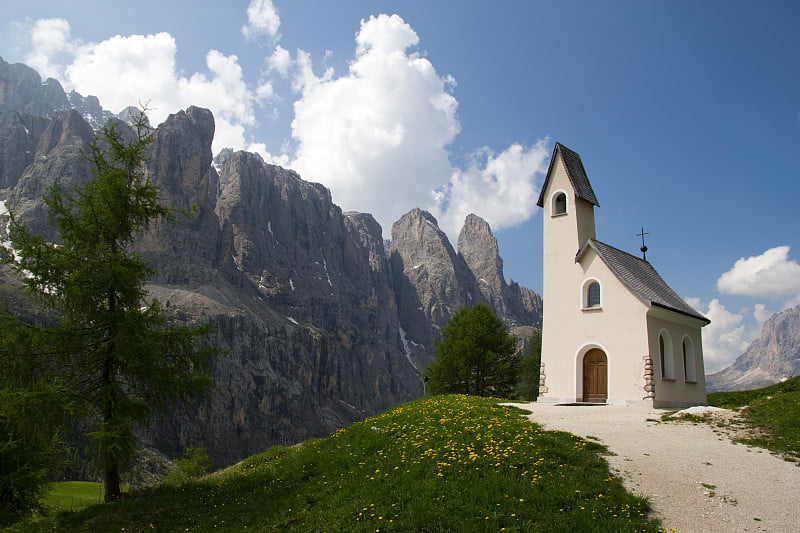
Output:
[{"left": 636, "top": 227, "right": 650, "bottom": 261}]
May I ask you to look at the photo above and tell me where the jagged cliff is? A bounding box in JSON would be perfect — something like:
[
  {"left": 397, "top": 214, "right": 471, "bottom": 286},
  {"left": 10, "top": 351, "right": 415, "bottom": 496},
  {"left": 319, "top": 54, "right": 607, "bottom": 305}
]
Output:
[
  {"left": 458, "top": 214, "right": 542, "bottom": 328},
  {"left": 390, "top": 210, "right": 541, "bottom": 370},
  {"left": 0, "top": 56, "right": 542, "bottom": 466},
  {"left": 0, "top": 56, "right": 114, "bottom": 128},
  {"left": 706, "top": 305, "right": 800, "bottom": 392}
]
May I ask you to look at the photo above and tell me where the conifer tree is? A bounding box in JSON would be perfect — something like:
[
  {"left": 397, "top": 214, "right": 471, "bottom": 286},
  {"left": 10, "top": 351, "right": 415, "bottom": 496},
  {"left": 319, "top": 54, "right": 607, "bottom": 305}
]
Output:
[
  {"left": 424, "top": 303, "right": 519, "bottom": 396},
  {"left": 0, "top": 115, "right": 217, "bottom": 503},
  {"left": 518, "top": 329, "right": 542, "bottom": 401}
]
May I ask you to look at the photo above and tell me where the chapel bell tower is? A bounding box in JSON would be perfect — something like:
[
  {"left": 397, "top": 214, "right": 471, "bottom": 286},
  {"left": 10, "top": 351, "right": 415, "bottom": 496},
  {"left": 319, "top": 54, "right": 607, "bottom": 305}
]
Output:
[{"left": 536, "top": 143, "right": 600, "bottom": 397}]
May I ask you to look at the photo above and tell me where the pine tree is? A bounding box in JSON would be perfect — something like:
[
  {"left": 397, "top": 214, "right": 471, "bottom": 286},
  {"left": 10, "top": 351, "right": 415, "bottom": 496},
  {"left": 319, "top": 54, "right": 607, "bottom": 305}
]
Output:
[
  {"left": 424, "top": 303, "right": 519, "bottom": 396},
  {"left": 0, "top": 115, "right": 217, "bottom": 503},
  {"left": 0, "top": 330, "right": 68, "bottom": 525},
  {"left": 518, "top": 330, "right": 542, "bottom": 401}
]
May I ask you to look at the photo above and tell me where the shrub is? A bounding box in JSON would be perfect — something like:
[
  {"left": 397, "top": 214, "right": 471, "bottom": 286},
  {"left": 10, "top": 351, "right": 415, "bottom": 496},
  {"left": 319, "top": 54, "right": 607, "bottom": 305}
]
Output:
[{"left": 163, "top": 447, "right": 210, "bottom": 485}]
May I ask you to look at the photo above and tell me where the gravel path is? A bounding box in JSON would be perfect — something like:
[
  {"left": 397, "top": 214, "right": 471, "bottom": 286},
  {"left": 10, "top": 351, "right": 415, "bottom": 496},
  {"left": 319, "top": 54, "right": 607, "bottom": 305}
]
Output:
[{"left": 506, "top": 402, "right": 799, "bottom": 532}]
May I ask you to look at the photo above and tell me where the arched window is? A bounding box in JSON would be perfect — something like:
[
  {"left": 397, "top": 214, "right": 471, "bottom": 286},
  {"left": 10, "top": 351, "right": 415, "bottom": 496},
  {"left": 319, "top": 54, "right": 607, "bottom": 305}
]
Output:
[
  {"left": 659, "top": 331, "right": 675, "bottom": 380},
  {"left": 581, "top": 279, "right": 602, "bottom": 310},
  {"left": 587, "top": 282, "right": 601, "bottom": 307},
  {"left": 682, "top": 337, "right": 697, "bottom": 382},
  {"left": 552, "top": 192, "right": 567, "bottom": 215}
]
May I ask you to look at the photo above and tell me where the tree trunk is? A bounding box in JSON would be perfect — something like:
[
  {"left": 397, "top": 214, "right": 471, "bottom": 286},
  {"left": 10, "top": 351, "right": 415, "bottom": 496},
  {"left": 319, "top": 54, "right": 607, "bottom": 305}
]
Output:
[
  {"left": 104, "top": 462, "right": 122, "bottom": 502},
  {"left": 103, "top": 278, "right": 121, "bottom": 503}
]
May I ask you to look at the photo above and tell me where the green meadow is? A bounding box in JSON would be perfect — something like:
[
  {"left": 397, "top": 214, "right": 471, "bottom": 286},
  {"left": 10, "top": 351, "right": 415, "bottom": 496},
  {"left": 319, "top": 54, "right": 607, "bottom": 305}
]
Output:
[
  {"left": 707, "top": 375, "right": 800, "bottom": 460},
  {"left": 13, "top": 395, "right": 662, "bottom": 532}
]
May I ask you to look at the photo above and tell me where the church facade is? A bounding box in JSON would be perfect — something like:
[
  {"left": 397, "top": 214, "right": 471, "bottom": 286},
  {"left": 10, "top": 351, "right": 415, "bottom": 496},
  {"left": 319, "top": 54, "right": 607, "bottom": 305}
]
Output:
[{"left": 537, "top": 143, "right": 709, "bottom": 408}]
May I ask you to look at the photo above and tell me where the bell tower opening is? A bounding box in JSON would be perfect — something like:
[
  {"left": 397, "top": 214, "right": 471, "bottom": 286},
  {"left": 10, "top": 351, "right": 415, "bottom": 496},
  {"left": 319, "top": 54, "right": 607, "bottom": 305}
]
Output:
[{"left": 553, "top": 191, "right": 567, "bottom": 215}]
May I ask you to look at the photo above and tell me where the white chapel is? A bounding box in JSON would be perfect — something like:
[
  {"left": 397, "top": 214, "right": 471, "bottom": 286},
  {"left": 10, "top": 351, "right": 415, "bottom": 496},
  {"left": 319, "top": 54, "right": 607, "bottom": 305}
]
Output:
[{"left": 537, "top": 143, "right": 709, "bottom": 407}]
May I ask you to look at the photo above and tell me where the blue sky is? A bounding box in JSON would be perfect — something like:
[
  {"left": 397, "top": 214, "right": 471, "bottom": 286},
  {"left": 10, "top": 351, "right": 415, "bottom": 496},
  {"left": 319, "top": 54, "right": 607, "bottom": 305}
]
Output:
[{"left": 2, "top": 0, "right": 799, "bottom": 372}]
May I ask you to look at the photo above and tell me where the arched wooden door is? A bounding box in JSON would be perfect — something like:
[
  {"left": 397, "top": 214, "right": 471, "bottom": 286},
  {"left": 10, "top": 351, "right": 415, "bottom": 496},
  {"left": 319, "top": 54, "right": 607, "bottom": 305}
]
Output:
[{"left": 582, "top": 349, "right": 607, "bottom": 403}]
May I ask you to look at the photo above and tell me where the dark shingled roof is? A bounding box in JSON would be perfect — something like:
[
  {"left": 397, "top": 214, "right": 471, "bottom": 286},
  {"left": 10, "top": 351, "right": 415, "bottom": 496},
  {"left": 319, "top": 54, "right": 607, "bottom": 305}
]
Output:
[
  {"left": 537, "top": 142, "right": 599, "bottom": 208},
  {"left": 577, "top": 239, "right": 710, "bottom": 324}
]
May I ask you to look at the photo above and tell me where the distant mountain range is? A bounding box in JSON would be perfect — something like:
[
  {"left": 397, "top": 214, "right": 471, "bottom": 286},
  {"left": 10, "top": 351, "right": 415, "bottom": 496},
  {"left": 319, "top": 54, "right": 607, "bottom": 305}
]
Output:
[
  {"left": 706, "top": 305, "right": 800, "bottom": 393},
  {"left": 0, "top": 56, "right": 541, "bottom": 466}
]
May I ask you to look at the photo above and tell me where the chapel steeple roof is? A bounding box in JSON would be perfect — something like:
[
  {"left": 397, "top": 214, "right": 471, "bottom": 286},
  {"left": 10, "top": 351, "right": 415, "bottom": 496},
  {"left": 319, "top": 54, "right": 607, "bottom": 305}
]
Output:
[{"left": 536, "top": 142, "right": 599, "bottom": 208}]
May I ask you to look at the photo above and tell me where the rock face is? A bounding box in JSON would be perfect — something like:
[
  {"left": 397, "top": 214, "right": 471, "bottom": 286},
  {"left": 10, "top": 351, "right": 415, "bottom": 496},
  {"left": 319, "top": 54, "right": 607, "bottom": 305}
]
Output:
[
  {"left": 706, "top": 306, "right": 800, "bottom": 392},
  {"left": 0, "top": 104, "right": 424, "bottom": 465},
  {"left": 389, "top": 209, "right": 478, "bottom": 368},
  {"left": 0, "top": 56, "right": 116, "bottom": 129},
  {"left": 458, "top": 214, "right": 542, "bottom": 327},
  {"left": 459, "top": 214, "right": 507, "bottom": 315},
  {"left": 5, "top": 109, "right": 96, "bottom": 237},
  {"left": 390, "top": 210, "right": 542, "bottom": 369},
  {"left": 0, "top": 58, "right": 542, "bottom": 466}
]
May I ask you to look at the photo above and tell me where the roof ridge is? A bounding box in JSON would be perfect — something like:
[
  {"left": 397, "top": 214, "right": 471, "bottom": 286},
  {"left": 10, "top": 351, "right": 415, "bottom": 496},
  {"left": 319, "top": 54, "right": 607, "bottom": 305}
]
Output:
[
  {"left": 591, "top": 238, "right": 648, "bottom": 263},
  {"left": 554, "top": 141, "right": 579, "bottom": 158}
]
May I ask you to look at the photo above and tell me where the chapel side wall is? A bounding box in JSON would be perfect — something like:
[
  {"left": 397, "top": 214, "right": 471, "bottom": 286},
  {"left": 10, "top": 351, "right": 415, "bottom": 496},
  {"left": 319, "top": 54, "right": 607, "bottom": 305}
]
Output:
[
  {"left": 646, "top": 313, "right": 707, "bottom": 407},
  {"left": 539, "top": 255, "right": 586, "bottom": 402},
  {"left": 575, "top": 200, "right": 596, "bottom": 252}
]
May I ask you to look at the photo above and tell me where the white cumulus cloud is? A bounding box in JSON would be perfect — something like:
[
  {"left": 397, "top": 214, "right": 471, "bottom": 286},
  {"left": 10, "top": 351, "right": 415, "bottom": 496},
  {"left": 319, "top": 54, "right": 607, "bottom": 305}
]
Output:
[
  {"left": 289, "top": 14, "right": 458, "bottom": 233},
  {"left": 433, "top": 142, "right": 549, "bottom": 238},
  {"left": 267, "top": 45, "right": 292, "bottom": 77},
  {"left": 752, "top": 303, "right": 773, "bottom": 325},
  {"left": 289, "top": 14, "right": 546, "bottom": 239},
  {"left": 23, "top": 19, "right": 268, "bottom": 155},
  {"left": 716, "top": 246, "right": 800, "bottom": 301},
  {"left": 242, "top": 0, "right": 281, "bottom": 40},
  {"left": 66, "top": 32, "right": 180, "bottom": 116},
  {"left": 701, "top": 299, "right": 756, "bottom": 373},
  {"left": 24, "top": 18, "right": 75, "bottom": 81}
]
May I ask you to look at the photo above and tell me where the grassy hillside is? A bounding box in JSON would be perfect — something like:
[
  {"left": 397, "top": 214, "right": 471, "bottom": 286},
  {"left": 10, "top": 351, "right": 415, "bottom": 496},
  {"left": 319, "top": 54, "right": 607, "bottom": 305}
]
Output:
[
  {"left": 13, "top": 395, "right": 662, "bottom": 532},
  {"left": 707, "top": 375, "right": 800, "bottom": 459}
]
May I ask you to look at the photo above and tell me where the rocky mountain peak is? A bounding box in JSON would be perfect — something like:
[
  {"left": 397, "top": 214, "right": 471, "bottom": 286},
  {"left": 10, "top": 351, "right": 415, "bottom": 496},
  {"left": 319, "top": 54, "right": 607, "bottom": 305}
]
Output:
[
  {"left": 149, "top": 106, "right": 216, "bottom": 209},
  {"left": 458, "top": 213, "right": 506, "bottom": 315},
  {"left": 394, "top": 208, "right": 447, "bottom": 240},
  {"left": 391, "top": 209, "right": 476, "bottom": 318},
  {"left": 389, "top": 209, "right": 542, "bottom": 369},
  {"left": 0, "top": 58, "right": 50, "bottom": 115},
  {"left": 117, "top": 106, "right": 151, "bottom": 127},
  {"left": 706, "top": 305, "right": 800, "bottom": 392},
  {"left": 458, "top": 213, "right": 500, "bottom": 264},
  {"left": 5, "top": 109, "right": 95, "bottom": 238},
  {"left": 0, "top": 55, "right": 133, "bottom": 131}
]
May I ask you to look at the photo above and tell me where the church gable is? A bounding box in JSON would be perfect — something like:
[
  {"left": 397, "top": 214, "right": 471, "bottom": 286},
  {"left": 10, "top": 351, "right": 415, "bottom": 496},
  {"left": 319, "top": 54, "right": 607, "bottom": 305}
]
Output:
[
  {"left": 575, "top": 246, "right": 646, "bottom": 315},
  {"left": 576, "top": 239, "right": 709, "bottom": 324}
]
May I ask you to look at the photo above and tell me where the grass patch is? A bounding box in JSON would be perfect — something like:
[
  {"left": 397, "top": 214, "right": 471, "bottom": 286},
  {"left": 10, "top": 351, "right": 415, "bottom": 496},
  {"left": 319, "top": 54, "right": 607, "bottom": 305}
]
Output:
[
  {"left": 42, "top": 482, "right": 105, "bottom": 512},
  {"left": 708, "top": 376, "right": 800, "bottom": 459},
  {"left": 707, "top": 376, "right": 800, "bottom": 408},
  {"left": 659, "top": 411, "right": 711, "bottom": 424},
  {"left": 40, "top": 482, "right": 130, "bottom": 514},
  {"left": 10, "top": 395, "right": 662, "bottom": 532}
]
